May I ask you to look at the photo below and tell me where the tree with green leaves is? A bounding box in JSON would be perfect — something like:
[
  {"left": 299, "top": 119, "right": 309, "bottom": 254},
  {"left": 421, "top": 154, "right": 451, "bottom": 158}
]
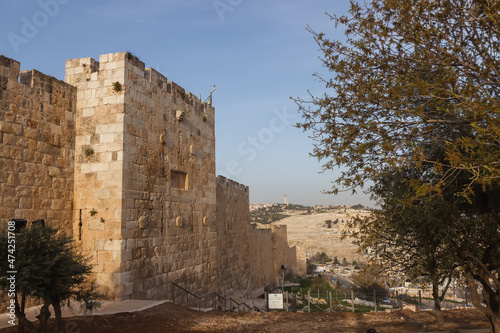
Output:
[
  {"left": 296, "top": 0, "right": 500, "bottom": 330},
  {"left": 294, "top": 0, "right": 500, "bottom": 197},
  {"left": 313, "top": 251, "right": 332, "bottom": 264},
  {"left": 0, "top": 224, "right": 100, "bottom": 333},
  {"left": 351, "top": 267, "right": 388, "bottom": 300},
  {"left": 350, "top": 168, "right": 461, "bottom": 328}
]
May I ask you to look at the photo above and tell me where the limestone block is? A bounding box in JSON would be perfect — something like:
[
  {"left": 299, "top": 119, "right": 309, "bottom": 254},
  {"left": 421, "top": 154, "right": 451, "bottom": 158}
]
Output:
[
  {"left": 108, "top": 161, "right": 122, "bottom": 171},
  {"left": 107, "top": 123, "right": 123, "bottom": 133},
  {"left": 88, "top": 220, "right": 105, "bottom": 231},
  {"left": 98, "top": 250, "right": 113, "bottom": 262},
  {"left": 90, "top": 163, "right": 110, "bottom": 173},
  {"left": 115, "top": 114, "right": 125, "bottom": 123},
  {"left": 123, "top": 282, "right": 134, "bottom": 295},
  {"left": 104, "top": 240, "right": 122, "bottom": 251},
  {"left": 86, "top": 98, "right": 98, "bottom": 108},
  {"left": 48, "top": 166, "right": 60, "bottom": 177},
  {"left": 104, "top": 261, "right": 121, "bottom": 272},
  {"left": 79, "top": 164, "right": 92, "bottom": 174},
  {"left": 144, "top": 278, "right": 155, "bottom": 290},
  {"left": 18, "top": 197, "right": 32, "bottom": 209},
  {"left": 100, "top": 133, "right": 115, "bottom": 143},
  {"left": 0, "top": 121, "right": 12, "bottom": 134},
  {"left": 105, "top": 62, "right": 117, "bottom": 70}
]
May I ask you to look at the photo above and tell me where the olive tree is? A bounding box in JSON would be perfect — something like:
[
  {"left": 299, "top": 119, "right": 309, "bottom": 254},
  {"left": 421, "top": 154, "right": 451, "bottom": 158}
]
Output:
[
  {"left": 350, "top": 168, "right": 460, "bottom": 329},
  {"left": 0, "top": 224, "right": 100, "bottom": 333}
]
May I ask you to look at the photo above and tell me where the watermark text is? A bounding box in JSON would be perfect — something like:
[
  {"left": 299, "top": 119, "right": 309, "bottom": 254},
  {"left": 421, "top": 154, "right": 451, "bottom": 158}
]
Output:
[
  {"left": 6, "top": 221, "right": 17, "bottom": 326},
  {"left": 8, "top": 0, "right": 70, "bottom": 53}
]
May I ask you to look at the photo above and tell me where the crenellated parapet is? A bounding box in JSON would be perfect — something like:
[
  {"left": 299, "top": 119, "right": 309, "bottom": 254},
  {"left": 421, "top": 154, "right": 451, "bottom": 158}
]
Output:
[
  {"left": 216, "top": 175, "right": 249, "bottom": 193},
  {"left": 65, "top": 52, "right": 213, "bottom": 126}
]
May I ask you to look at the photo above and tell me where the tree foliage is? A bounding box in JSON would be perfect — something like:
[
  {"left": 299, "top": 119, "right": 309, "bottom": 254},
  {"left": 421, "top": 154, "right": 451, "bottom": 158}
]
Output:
[
  {"left": 312, "top": 251, "right": 332, "bottom": 264},
  {"left": 297, "top": 0, "right": 500, "bottom": 330},
  {"left": 349, "top": 167, "right": 500, "bottom": 329},
  {"left": 350, "top": 168, "right": 461, "bottom": 327},
  {"left": 295, "top": 0, "right": 500, "bottom": 196},
  {"left": 0, "top": 224, "right": 100, "bottom": 333}
]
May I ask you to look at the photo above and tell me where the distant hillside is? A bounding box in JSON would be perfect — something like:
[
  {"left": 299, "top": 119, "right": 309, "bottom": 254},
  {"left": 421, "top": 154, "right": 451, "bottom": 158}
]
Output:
[
  {"left": 268, "top": 207, "right": 371, "bottom": 263},
  {"left": 249, "top": 203, "right": 369, "bottom": 224},
  {"left": 249, "top": 203, "right": 314, "bottom": 224}
]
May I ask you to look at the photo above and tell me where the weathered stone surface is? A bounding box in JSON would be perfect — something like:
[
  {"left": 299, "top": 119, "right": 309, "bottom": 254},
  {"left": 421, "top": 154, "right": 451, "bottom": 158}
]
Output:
[
  {"left": 0, "top": 55, "right": 75, "bottom": 232},
  {"left": 0, "top": 53, "right": 305, "bottom": 302}
]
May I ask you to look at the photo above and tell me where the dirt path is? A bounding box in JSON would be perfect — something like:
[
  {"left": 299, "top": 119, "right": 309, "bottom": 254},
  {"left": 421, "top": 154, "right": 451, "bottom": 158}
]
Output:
[{"left": 0, "top": 303, "right": 490, "bottom": 333}]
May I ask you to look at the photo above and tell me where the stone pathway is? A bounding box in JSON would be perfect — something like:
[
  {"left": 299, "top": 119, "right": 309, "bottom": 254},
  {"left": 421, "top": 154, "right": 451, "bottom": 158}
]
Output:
[{"left": 0, "top": 299, "right": 168, "bottom": 329}]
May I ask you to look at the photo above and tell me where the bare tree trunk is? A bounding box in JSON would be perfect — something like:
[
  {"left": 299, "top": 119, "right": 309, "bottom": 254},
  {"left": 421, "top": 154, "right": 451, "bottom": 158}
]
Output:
[
  {"left": 51, "top": 295, "right": 62, "bottom": 333},
  {"left": 17, "top": 293, "right": 26, "bottom": 333},
  {"left": 432, "top": 283, "right": 445, "bottom": 330},
  {"left": 467, "top": 274, "right": 500, "bottom": 333},
  {"left": 37, "top": 297, "right": 51, "bottom": 333},
  {"left": 488, "top": 315, "right": 500, "bottom": 333},
  {"left": 15, "top": 296, "right": 37, "bottom": 333}
]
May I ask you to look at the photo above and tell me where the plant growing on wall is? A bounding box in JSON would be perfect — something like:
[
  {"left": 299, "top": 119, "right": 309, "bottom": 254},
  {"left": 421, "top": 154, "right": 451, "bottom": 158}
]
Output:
[
  {"left": 89, "top": 209, "right": 98, "bottom": 217},
  {"left": 177, "top": 88, "right": 186, "bottom": 99},
  {"left": 126, "top": 51, "right": 140, "bottom": 61},
  {"left": 84, "top": 147, "right": 94, "bottom": 156},
  {"left": 112, "top": 81, "right": 122, "bottom": 93}
]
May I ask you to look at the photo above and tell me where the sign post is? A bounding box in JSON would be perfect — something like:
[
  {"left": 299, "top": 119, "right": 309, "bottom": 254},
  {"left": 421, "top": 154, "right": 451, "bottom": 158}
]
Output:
[{"left": 268, "top": 293, "right": 284, "bottom": 310}]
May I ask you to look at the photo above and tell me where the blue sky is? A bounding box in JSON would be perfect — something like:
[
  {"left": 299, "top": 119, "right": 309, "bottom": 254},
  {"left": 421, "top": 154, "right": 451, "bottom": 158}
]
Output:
[{"left": 1, "top": 0, "right": 372, "bottom": 207}]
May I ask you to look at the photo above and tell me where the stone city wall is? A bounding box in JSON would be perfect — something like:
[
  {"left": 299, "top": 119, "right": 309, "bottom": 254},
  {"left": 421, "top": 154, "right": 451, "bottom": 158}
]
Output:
[
  {"left": 290, "top": 242, "right": 307, "bottom": 276},
  {"left": 0, "top": 53, "right": 305, "bottom": 301},
  {"left": 0, "top": 55, "right": 75, "bottom": 232},
  {"left": 217, "top": 176, "right": 304, "bottom": 299}
]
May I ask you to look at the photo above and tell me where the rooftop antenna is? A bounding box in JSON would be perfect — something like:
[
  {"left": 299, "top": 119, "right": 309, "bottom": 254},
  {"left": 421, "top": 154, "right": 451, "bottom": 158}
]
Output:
[{"left": 205, "top": 85, "right": 216, "bottom": 105}]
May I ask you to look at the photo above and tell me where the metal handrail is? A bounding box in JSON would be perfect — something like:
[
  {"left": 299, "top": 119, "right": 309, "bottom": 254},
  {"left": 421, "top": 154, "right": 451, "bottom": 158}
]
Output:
[
  {"left": 227, "top": 297, "right": 254, "bottom": 311},
  {"left": 172, "top": 282, "right": 213, "bottom": 311},
  {"left": 171, "top": 282, "right": 263, "bottom": 312}
]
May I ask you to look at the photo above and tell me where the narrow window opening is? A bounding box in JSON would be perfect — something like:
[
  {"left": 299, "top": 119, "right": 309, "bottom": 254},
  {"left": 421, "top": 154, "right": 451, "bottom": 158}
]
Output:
[{"left": 171, "top": 170, "right": 187, "bottom": 190}]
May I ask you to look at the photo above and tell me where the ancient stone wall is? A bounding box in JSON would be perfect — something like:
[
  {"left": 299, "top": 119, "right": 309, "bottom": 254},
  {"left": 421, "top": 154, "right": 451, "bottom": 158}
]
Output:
[
  {"left": 0, "top": 52, "right": 305, "bottom": 301},
  {"left": 290, "top": 242, "right": 307, "bottom": 276},
  {"left": 0, "top": 55, "right": 75, "bottom": 231},
  {"left": 216, "top": 176, "right": 303, "bottom": 298},
  {"left": 216, "top": 176, "right": 252, "bottom": 297},
  {"left": 65, "top": 54, "right": 127, "bottom": 298},
  {"left": 64, "top": 52, "right": 218, "bottom": 299},
  {"left": 119, "top": 54, "right": 217, "bottom": 300}
]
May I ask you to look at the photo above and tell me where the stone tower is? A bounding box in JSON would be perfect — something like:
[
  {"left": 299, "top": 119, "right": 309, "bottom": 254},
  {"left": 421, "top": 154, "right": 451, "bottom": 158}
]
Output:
[{"left": 65, "top": 52, "right": 217, "bottom": 299}]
